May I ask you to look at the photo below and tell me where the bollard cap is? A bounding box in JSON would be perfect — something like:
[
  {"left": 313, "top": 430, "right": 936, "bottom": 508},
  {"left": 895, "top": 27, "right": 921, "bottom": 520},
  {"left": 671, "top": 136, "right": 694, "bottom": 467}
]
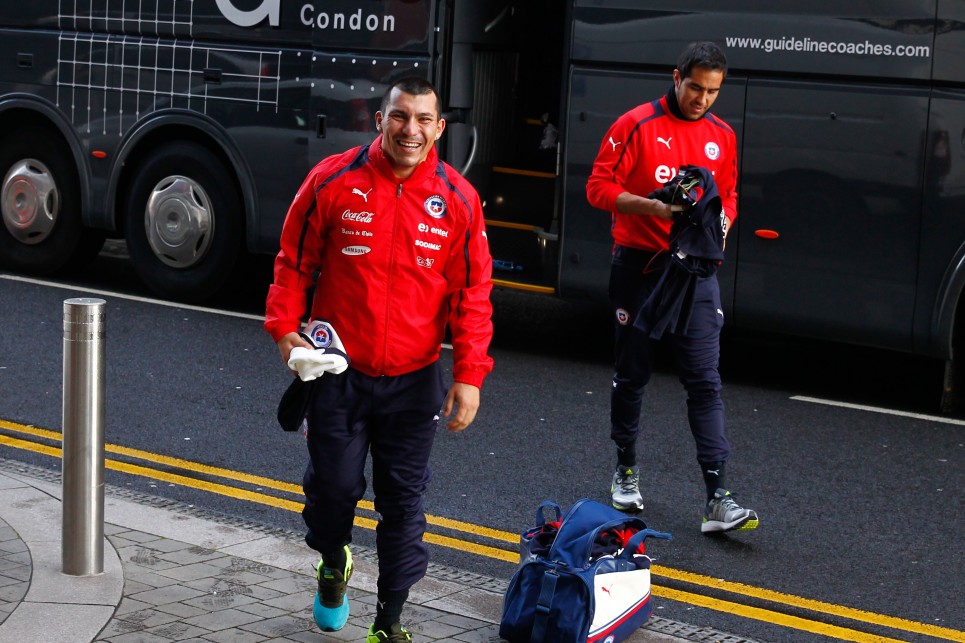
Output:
[
  {"left": 63, "top": 298, "right": 106, "bottom": 339},
  {"left": 64, "top": 297, "right": 106, "bottom": 306}
]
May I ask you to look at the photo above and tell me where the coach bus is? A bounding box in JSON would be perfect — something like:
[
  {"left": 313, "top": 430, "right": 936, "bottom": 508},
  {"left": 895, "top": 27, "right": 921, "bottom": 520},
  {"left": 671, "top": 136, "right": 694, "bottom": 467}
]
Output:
[{"left": 1, "top": 1, "right": 965, "bottom": 408}]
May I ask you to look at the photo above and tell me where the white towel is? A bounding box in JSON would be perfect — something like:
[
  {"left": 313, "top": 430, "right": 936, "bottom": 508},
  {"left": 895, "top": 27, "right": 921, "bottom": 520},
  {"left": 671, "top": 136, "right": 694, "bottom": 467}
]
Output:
[
  {"left": 286, "top": 347, "right": 326, "bottom": 381},
  {"left": 287, "top": 320, "right": 350, "bottom": 381}
]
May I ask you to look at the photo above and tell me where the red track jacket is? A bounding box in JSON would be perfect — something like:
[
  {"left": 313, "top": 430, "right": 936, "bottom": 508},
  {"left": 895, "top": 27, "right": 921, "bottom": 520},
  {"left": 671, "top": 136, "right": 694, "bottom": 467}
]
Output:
[
  {"left": 265, "top": 136, "right": 494, "bottom": 388},
  {"left": 586, "top": 93, "right": 738, "bottom": 253}
]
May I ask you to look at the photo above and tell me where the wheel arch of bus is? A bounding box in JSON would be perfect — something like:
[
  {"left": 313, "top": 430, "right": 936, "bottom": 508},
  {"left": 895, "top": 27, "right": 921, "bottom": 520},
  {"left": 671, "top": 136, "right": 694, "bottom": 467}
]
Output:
[
  {"left": 0, "top": 94, "right": 95, "bottom": 226},
  {"left": 932, "top": 239, "right": 965, "bottom": 363},
  {"left": 105, "top": 109, "right": 257, "bottom": 249}
]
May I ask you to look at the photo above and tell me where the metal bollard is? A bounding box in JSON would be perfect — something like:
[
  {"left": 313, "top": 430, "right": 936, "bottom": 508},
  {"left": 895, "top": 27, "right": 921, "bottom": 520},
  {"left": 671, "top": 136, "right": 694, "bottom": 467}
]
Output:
[{"left": 61, "top": 298, "right": 106, "bottom": 576}]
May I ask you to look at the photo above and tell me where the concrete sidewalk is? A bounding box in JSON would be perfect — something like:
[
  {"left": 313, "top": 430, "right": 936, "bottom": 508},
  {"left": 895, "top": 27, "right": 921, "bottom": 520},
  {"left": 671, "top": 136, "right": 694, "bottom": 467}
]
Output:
[{"left": 0, "top": 458, "right": 751, "bottom": 643}]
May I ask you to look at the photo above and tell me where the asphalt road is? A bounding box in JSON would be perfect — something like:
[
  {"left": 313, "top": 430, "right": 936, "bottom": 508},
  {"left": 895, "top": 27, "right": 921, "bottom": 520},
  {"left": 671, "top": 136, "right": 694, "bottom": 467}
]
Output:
[{"left": 0, "top": 248, "right": 962, "bottom": 643}]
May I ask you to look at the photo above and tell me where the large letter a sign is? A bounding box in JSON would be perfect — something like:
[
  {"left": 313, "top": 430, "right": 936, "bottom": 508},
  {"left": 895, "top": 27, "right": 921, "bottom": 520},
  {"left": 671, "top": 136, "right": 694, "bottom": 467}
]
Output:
[{"left": 216, "top": 0, "right": 281, "bottom": 27}]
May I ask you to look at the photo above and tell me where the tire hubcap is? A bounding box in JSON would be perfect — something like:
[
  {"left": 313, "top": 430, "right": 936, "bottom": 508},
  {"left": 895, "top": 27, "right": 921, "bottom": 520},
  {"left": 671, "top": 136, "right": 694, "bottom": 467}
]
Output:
[
  {"left": 2, "top": 159, "right": 59, "bottom": 244},
  {"left": 144, "top": 175, "right": 214, "bottom": 268}
]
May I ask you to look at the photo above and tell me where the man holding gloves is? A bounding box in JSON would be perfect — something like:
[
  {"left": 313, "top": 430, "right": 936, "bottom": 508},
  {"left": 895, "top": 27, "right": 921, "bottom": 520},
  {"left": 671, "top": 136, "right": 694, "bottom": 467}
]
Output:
[
  {"left": 265, "top": 76, "right": 494, "bottom": 642},
  {"left": 586, "top": 42, "right": 759, "bottom": 534}
]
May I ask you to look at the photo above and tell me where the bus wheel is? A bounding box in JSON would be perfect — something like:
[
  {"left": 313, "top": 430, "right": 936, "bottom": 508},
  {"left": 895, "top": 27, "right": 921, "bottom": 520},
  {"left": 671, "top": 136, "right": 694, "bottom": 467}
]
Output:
[
  {"left": 124, "top": 141, "right": 242, "bottom": 302},
  {"left": 0, "top": 127, "right": 104, "bottom": 274}
]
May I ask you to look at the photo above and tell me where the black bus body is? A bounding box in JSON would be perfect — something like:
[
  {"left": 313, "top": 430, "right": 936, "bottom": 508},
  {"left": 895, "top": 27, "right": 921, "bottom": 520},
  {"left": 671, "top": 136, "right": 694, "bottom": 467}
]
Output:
[{"left": 2, "top": 1, "right": 964, "bottom": 406}]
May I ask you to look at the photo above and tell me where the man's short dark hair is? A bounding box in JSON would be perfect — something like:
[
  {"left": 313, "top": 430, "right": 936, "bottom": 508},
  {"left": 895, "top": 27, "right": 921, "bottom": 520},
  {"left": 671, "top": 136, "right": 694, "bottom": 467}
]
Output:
[
  {"left": 676, "top": 41, "right": 728, "bottom": 79},
  {"left": 380, "top": 76, "right": 441, "bottom": 117}
]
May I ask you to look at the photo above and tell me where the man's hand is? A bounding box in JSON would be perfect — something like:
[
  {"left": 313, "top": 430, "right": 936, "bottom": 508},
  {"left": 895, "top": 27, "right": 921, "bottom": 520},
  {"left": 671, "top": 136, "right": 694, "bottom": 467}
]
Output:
[
  {"left": 277, "top": 331, "right": 313, "bottom": 374},
  {"left": 442, "top": 382, "right": 480, "bottom": 432},
  {"left": 615, "top": 191, "right": 674, "bottom": 220}
]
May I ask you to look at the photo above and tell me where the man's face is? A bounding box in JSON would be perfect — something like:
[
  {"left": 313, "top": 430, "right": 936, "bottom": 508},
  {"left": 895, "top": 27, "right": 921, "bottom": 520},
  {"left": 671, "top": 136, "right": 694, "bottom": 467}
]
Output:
[
  {"left": 673, "top": 66, "right": 724, "bottom": 121},
  {"left": 375, "top": 88, "right": 445, "bottom": 178}
]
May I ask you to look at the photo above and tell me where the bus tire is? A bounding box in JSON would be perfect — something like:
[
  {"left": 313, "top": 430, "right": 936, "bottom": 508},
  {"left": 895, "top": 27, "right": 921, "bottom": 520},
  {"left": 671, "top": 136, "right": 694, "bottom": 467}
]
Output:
[
  {"left": 0, "top": 126, "right": 104, "bottom": 274},
  {"left": 124, "top": 141, "right": 242, "bottom": 303}
]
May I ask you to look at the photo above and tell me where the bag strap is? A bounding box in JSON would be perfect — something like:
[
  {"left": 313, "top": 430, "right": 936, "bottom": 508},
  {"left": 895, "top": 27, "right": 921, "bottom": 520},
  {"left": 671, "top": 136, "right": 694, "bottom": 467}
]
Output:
[
  {"left": 561, "top": 516, "right": 647, "bottom": 564},
  {"left": 531, "top": 569, "right": 559, "bottom": 643},
  {"left": 534, "top": 500, "right": 563, "bottom": 528},
  {"left": 618, "top": 528, "right": 673, "bottom": 560}
]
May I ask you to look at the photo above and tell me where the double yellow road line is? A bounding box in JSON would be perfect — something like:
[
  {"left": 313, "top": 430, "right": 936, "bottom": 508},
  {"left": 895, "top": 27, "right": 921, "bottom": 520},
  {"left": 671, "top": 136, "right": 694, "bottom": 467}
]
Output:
[{"left": 1, "top": 419, "right": 961, "bottom": 643}]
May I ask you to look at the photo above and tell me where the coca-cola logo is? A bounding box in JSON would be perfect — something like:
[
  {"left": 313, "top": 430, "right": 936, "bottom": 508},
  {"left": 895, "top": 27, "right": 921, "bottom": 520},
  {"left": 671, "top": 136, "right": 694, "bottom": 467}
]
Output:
[{"left": 342, "top": 209, "right": 374, "bottom": 223}]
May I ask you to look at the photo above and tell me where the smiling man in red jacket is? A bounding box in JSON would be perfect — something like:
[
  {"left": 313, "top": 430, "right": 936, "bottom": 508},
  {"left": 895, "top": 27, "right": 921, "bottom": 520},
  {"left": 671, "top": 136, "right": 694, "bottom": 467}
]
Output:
[
  {"left": 587, "top": 42, "right": 759, "bottom": 535},
  {"left": 265, "top": 76, "right": 493, "bottom": 643}
]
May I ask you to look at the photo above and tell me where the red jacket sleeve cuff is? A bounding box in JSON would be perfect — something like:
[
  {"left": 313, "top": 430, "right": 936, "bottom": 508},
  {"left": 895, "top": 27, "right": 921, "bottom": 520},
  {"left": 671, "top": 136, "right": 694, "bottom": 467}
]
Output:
[{"left": 453, "top": 366, "right": 489, "bottom": 389}]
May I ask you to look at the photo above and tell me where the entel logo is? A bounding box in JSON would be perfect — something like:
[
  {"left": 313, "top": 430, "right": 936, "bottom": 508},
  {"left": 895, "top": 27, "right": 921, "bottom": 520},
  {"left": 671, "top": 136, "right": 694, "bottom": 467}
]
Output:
[
  {"left": 216, "top": 0, "right": 280, "bottom": 27},
  {"left": 655, "top": 165, "right": 678, "bottom": 184},
  {"left": 418, "top": 223, "right": 449, "bottom": 237}
]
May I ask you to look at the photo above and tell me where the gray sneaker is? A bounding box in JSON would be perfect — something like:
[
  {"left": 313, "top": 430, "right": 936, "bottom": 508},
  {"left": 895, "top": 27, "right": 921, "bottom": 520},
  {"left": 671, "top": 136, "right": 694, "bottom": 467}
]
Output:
[
  {"left": 701, "top": 489, "right": 759, "bottom": 533},
  {"left": 610, "top": 465, "right": 644, "bottom": 511}
]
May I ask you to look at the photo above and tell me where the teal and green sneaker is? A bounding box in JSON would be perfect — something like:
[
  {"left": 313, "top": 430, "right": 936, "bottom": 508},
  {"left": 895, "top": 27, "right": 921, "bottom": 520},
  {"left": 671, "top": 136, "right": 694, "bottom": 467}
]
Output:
[
  {"left": 312, "top": 546, "right": 352, "bottom": 631},
  {"left": 366, "top": 623, "right": 412, "bottom": 642}
]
